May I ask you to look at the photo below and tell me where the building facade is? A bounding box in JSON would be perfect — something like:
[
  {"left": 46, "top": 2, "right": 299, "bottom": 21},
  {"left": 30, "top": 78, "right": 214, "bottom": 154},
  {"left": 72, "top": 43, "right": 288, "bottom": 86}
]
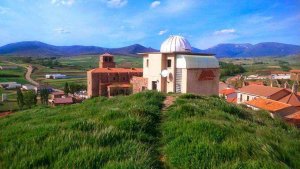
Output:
[
  {"left": 134, "top": 35, "right": 220, "bottom": 95},
  {"left": 87, "top": 53, "right": 143, "bottom": 97}
]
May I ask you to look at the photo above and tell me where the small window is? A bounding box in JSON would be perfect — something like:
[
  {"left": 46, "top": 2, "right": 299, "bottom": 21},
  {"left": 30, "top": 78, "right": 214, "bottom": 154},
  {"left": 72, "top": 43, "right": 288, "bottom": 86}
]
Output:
[
  {"left": 108, "top": 57, "right": 112, "bottom": 62},
  {"left": 247, "top": 96, "right": 250, "bottom": 101},
  {"left": 167, "top": 59, "right": 172, "bottom": 68},
  {"left": 146, "top": 59, "right": 149, "bottom": 67},
  {"left": 104, "top": 57, "right": 108, "bottom": 62}
]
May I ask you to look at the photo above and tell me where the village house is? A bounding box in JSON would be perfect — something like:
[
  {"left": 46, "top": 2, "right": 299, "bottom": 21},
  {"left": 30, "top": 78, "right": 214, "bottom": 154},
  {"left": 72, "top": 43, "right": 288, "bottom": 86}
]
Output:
[
  {"left": 48, "top": 92, "right": 74, "bottom": 106},
  {"left": 0, "top": 66, "right": 18, "bottom": 70},
  {"left": 219, "top": 88, "right": 237, "bottom": 103},
  {"left": 290, "top": 70, "right": 300, "bottom": 81},
  {"left": 270, "top": 71, "right": 290, "bottom": 80},
  {"left": 133, "top": 35, "right": 220, "bottom": 95}
]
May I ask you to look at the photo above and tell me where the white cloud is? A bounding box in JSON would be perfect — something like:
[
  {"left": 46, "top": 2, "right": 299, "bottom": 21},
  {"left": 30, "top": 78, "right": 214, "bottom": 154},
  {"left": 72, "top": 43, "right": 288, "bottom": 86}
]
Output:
[
  {"left": 51, "top": 0, "right": 75, "bottom": 6},
  {"left": 158, "top": 29, "right": 168, "bottom": 35},
  {"left": 214, "top": 29, "right": 236, "bottom": 35},
  {"left": 54, "top": 28, "right": 71, "bottom": 34},
  {"left": 104, "top": 0, "right": 128, "bottom": 8},
  {"left": 0, "top": 6, "right": 10, "bottom": 14},
  {"left": 151, "top": 1, "right": 161, "bottom": 8}
]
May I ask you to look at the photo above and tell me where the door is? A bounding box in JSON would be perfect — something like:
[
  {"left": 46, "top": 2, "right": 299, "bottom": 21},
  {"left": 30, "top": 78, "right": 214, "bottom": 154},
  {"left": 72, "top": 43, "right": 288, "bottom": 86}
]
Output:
[{"left": 152, "top": 81, "right": 157, "bottom": 90}]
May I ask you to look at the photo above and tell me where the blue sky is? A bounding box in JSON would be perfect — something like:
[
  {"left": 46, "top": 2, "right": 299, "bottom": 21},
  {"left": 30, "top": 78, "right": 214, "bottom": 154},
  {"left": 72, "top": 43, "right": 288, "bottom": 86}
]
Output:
[{"left": 0, "top": 0, "right": 299, "bottom": 49}]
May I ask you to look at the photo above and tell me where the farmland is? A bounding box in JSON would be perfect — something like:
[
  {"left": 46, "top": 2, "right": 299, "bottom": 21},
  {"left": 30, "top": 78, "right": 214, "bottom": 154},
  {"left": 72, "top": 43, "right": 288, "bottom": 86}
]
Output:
[{"left": 0, "top": 92, "right": 299, "bottom": 168}]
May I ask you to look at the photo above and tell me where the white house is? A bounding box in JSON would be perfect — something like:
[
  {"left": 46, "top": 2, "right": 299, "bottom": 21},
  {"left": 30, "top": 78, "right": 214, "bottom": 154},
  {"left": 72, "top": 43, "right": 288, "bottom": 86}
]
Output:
[{"left": 45, "top": 74, "right": 67, "bottom": 79}]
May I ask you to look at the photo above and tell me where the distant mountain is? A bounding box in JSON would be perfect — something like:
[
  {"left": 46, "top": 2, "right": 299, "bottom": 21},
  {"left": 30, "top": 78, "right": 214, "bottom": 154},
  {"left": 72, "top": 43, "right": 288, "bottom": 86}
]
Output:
[
  {"left": 0, "top": 41, "right": 158, "bottom": 57},
  {"left": 0, "top": 41, "right": 299, "bottom": 58},
  {"left": 202, "top": 42, "right": 300, "bottom": 58}
]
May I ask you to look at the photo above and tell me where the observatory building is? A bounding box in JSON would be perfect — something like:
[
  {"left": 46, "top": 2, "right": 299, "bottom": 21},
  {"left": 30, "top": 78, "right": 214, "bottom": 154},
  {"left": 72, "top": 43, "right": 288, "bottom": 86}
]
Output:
[
  {"left": 87, "top": 35, "right": 219, "bottom": 97},
  {"left": 132, "top": 35, "right": 220, "bottom": 95}
]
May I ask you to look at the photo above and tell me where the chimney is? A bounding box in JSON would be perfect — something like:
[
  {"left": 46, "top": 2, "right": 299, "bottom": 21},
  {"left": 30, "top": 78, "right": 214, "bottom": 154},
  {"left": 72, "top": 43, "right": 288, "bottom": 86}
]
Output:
[
  {"left": 292, "top": 81, "right": 299, "bottom": 94},
  {"left": 284, "top": 81, "right": 289, "bottom": 89}
]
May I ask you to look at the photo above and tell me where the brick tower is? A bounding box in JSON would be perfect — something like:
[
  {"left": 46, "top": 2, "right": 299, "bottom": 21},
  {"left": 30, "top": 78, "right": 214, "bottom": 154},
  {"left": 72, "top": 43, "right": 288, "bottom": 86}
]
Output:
[{"left": 99, "top": 53, "right": 116, "bottom": 68}]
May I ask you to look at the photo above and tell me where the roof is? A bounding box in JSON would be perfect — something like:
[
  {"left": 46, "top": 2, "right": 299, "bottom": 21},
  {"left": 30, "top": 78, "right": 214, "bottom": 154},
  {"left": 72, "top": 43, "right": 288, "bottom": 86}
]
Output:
[
  {"left": 220, "top": 88, "right": 236, "bottom": 95},
  {"left": 160, "top": 35, "right": 192, "bottom": 53},
  {"left": 107, "top": 83, "right": 131, "bottom": 88},
  {"left": 245, "top": 97, "right": 292, "bottom": 112},
  {"left": 51, "top": 92, "right": 65, "bottom": 96},
  {"left": 285, "top": 112, "right": 300, "bottom": 123},
  {"left": 278, "top": 93, "right": 300, "bottom": 107},
  {"left": 227, "top": 97, "right": 237, "bottom": 103},
  {"left": 53, "top": 97, "right": 73, "bottom": 104},
  {"left": 245, "top": 81, "right": 264, "bottom": 86},
  {"left": 101, "top": 53, "right": 113, "bottom": 57},
  {"left": 90, "top": 68, "right": 143, "bottom": 73},
  {"left": 271, "top": 71, "right": 289, "bottom": 74},
  {"left": 290, "top": 70, "right": 300, "bottom": 73},
  {"left": 176, "top": 55, "right": 219, "bottom": 69},
  {"left": 238, "top": 85, "right": 288, "bottom": 97}
]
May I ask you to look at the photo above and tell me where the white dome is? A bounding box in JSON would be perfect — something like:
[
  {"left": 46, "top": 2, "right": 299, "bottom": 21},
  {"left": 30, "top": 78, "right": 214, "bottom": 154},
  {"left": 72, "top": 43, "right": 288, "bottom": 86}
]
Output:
[{"left": 160, "top": 35, "right": 192, "bottom": 53}]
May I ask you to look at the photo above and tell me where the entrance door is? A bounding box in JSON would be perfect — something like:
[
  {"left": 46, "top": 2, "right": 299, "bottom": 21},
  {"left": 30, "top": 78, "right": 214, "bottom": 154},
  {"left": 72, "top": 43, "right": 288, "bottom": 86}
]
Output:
[{"left": 152, "top": 81, "right": 157, "bottom": 90}]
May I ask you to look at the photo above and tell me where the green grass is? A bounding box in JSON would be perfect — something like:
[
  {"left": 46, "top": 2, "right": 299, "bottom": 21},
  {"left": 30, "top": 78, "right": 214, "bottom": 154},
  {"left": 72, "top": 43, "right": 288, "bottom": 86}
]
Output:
[
  {"left": 0, "top": 66, "right": 27, "bottom": 84},
  {"left": 161, "top": 94, "right": 300, "bottom": 169},
  {"left": 59, "top": 55, "right": 142, "bottom": 69},
  {"left": 0, "top": 91, "right": 165, "bottom": 168}
]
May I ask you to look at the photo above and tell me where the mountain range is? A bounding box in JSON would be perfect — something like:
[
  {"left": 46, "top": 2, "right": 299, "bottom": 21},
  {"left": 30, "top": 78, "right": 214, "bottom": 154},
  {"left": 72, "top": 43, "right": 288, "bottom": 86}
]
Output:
[{"left": 0, "top": 41, "right": 300, "bottom": 58}]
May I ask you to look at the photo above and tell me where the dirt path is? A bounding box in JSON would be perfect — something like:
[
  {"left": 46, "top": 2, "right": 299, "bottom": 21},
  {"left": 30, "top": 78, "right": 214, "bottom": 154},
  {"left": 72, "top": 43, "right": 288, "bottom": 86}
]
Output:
[{"left": 159, "top": 95, "right": 176, "bottom": 167}]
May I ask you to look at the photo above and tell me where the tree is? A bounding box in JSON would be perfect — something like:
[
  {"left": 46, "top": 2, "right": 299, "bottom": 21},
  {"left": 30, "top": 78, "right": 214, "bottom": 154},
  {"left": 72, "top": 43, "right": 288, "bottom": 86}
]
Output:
[
  {"left": 23, "top": 90, "right": 37, "bottom": 108},
  {"left": 64, "top": 82, "right": 69, "bottom": 96},
  {"left": 40, "top": 88, "right": 49, "bottom": 105},
  {"left": 16, "top": 88, "right": 24, "bottom": 109}
]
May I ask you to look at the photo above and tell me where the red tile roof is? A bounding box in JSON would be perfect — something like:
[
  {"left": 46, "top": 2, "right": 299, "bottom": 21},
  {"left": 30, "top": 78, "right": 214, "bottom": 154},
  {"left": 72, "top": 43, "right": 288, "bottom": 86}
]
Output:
[
  {"left": 285, "top": 112, "right": 300, "bottom": 126},
  {"left": 245, "top": 81, "right": 264, "bottom": 86},
  {"left": 51, "top": 92, "right": 65, "bottom": 96},
  {"left": 220, "top": 88, "right": 235, "bottom": 95},
  {"left": 91, "top": 68, "right": 143, "bottom": 73},
  {"left": 53, "top": 97, "right": 73, "bottom": 104},
  {"left": 290, "top": 70, "right": 300, "bottom": 73},
  {"left": 245, "top": 98, "right": 292, "bottom": 112},
  {"left": 238, "top": 85, "right": 288, "bottom": 97},
  {"left": 227, "top": 97, "right": 237, "bottom": 103},
  {"left": 278, "top": 93, "right": 300, "bottom": 107}
]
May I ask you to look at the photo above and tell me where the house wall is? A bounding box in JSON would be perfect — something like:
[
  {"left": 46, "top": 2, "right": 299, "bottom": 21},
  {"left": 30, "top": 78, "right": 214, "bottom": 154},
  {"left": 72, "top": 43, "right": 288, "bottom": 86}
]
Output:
[
  {"left": 166, "top": 54, "right": 176, "bottom": 93},
  {"left": 87, "top": 71, "right": 99, "bottom": 97},
  {"left": 183, "top": 68, "right": 219, "bottom": 95},
  {"left": 131, "top": 76, "right": 148, "bottom": 93},
  {"left": 237, "top": 92, "right": 261, "bottom": 104},
  {"left": 143, "top": 53, "right": 164, "bottom": 91},
  {"left": 290, "top": 72, "right": 300, "bottom": 81}
]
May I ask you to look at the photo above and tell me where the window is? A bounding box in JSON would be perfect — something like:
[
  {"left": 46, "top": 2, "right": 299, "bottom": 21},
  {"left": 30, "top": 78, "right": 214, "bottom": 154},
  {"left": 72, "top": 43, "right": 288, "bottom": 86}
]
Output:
[
  {"left": 247, "top": 96, "right": 250, "bottom": 101},
  {"left": 152, "top": 81, "right": 157, "bottom": 90},
  {"left": 104, "top": 57, "right": 108, "bottom": 62},
  {"left": 146, "top": 59, "right": 149, "bottom": 67},
  {"left": 167, "top": 59, "right": 172, "bottom": 67},
  {"left": 108, "top": 57, "right": 112, "bottom": 62},
  {"left": 240, "top": 94, "right": 242, "bottom": 102}
]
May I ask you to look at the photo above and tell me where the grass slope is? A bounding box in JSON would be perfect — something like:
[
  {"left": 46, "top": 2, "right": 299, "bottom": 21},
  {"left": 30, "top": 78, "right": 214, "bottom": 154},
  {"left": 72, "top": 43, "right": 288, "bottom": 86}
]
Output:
[
  {"left": 1, "top": 92, "right": 300, "bottom": 169},
  {"left": 161, "top": 94, "right": 300, "bottom": 169},
  {"left": 0, "top": 91, "right": 165, "bottom": 168}
]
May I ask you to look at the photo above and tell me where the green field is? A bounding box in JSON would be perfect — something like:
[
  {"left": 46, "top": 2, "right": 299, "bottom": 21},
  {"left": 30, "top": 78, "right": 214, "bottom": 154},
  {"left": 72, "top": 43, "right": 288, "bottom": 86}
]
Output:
[
  {"left": 0, "top": 62, "right": 27, "bottom": 84},
  {"left": 0, "top": 92, "right": 299, "bottom": 168},
  {"left": 59, "top": 55, "right": 143, "bottom": 70}
]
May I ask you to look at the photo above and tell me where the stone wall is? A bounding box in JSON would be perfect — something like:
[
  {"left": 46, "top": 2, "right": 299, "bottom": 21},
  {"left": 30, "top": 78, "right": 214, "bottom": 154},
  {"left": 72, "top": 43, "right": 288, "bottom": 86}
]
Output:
[{"left": 131, "top": 76, "right": 148, "bottom": 94}]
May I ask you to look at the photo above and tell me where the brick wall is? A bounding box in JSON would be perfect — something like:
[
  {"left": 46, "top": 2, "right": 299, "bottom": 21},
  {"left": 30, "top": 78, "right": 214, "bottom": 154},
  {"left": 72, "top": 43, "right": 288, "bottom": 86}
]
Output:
[{"left": 131, "top": 76, "right": 148, "bottom": 93}]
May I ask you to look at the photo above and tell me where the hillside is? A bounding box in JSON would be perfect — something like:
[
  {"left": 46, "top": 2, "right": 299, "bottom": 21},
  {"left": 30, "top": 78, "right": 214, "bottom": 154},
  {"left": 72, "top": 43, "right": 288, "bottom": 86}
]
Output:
[
  {"left": 0, "top": 92, "right": 300, "bottom": 168},
  {"left": 1, "top": 41, "right": 300, "bottom": 58},
  {"left": 0, "top": 41, "right": 157, "bottom": 57},
  {"left": 203, "top": 42, "right": 300, "bottom": 58}
]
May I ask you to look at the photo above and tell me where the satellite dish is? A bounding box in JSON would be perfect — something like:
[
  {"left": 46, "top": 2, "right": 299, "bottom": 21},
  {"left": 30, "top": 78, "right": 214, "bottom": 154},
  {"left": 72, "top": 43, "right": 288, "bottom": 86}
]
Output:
[{"left": 161, "top": 69, "right": 169, "bottom": 78}]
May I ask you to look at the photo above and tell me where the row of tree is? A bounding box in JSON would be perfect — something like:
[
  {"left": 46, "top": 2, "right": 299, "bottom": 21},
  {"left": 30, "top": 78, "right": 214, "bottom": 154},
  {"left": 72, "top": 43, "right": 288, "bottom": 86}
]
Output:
[{"left": 16, "top": 88, "right": 50, "bottom": 109}]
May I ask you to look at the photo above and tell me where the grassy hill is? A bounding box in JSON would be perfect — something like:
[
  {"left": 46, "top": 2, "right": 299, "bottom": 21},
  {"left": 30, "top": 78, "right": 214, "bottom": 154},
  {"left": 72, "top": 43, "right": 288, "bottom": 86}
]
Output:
[{"left": 0, "top": 92, "right": 299, "bottom": 169}]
